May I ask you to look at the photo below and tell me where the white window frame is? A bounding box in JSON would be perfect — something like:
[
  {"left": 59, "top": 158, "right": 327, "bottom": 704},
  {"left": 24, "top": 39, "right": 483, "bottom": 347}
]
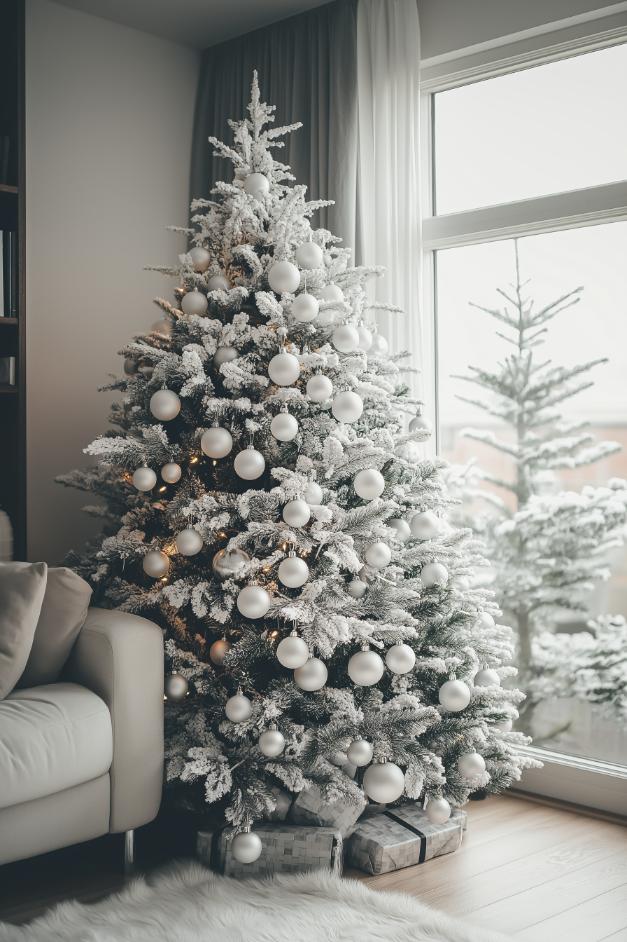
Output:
[{"left": 420, "top": 4, "right": 627, "bottom": 817}]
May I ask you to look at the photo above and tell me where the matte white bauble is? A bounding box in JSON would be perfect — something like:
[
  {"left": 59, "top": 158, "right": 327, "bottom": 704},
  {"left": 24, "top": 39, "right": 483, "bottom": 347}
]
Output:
[
  {"left": 268, "top": 260, "right": 300, "bottom": 294},
  {"left": 347, "top": 739, "right": 374, "bottom": 767},
  {"left": 319, "top": 284, "right": 344, "bottom": 303},
  {"left": 357, "top": 324, "right": 373, "bottom": 351},
  {"left": 132, "top": 467, "right": 157, "bottom": 492},
  {"left": 212, "top": 547, "right": 250, "bottom": 579},
  {"left": 439, "top": 679, "right": 471, "bottom": 712},
  {"left": 278, "top": 555, "right": 309, "bottom": 589},
  {"left": 295, "top": 242, "right": 323, "bottom": 269},
  {"left": 354, "top": 468, "right": 385, "bottom": 501},
  {"left": 165, "top": 673, "right": 188, "bottom": 701},
  {"left": 347, "top": 578, "right": 368, "bottom": 599},
  {"left": 282, "top": 499, "right": 311, "bottom": 528},
  {"left": 474, "top": 668, "right": 501, "bottom": 688},
  {"left": 175, "top": 528, "right": 203, "bottom": 556},
  {"left": 150, "top": 389, "right": 181, "bottom": 422},
  {"left": 243, "top": 172, "right": 270, "bottom": 199},
  {"left": 181, "top": 290, "right": 208, "bottom": 316},
  {"left": 388, "top": 518, "right": 411, "bottom": 542},
  {"left": 332, "top": 390, "right": 363, "bottom": 423},
  {"left": 237, "top": 585, "right": 271, "bottom": 619},
  {"left": 209, "top": 638, "right": 231, "bottom": 666},
  {"left": 201, "top": 427, "right": 233, "bottom": 460},
  {"left": 231, "top": 830, "right": 262, "bottom": 864},
  {"left": 291, "top": 292, "right": 319, "bottom": 322},
  {"left": 363, "top": 762, "right": 405, "bottom": 804},
  {"left": 207, "top": 274, "right": 230, "bottom": 292},
  {"left": 307, "top": 374, "right": 333, "bottom": 402},
  {"left": 161, "top": 462, "right": 182, "bottom": 484},
  {"left": 348, "top": 649, "right": 385, "bottom": 686},
  {"left": 426, "top": 797, "right": 451, "bottom": 825},
  {"left": 410, "top": 511, "right": 441, "bottom": 541},
  {"left": 271, "top": 412, "right": 299, "bottom": 442},
  {"left": 304, "top": 481, "right": 323, "bottom": 505},
  {"left": 294, "top": 657, "right": 328, "bottom": 691},
  {"left": 142, "top": 550, "right": 170, "bottom": 579},
  {"left": 188, "top": 246, "right": 211, "bottom": 272},
  {"left": 458, "top": 752, "right": 486, "bottom": 779},
  {"left": 409, "top": 414, "right": 431, "bottom": 434},
  {"left": 213, "top": 345, "right": 238, "bottom": 367},
  {"left": 477, "top": 612, "right": 496, "bottom": 630},
  {"left": 259, "top": 727, "right": 286, "bottom": 757},
  {"left": 234, "top": 446, "right": 266, "bottom": 480},
  {"left": 332, "top": 324, "right": 360, "bottom": 354},
  {"left": 370, "top": 333, "right": 388, "bottom": 355},
  {"left": 225, "top": 692, "right": 253, "bottom": 722},
  {"left": 385, "top": 643, "right": 416, "bottom": 675},
  {"left": 276, "top": 632, "right": 310, "bottom": 669},
  {"left": 268, "top": 352, "right": 301, "bottom": 386},
  {"left": 421, "top": 561, "right": 449, "bottom": 587},
  {"left": 365, "top": 542, "right": 392, "bottom": 569}
]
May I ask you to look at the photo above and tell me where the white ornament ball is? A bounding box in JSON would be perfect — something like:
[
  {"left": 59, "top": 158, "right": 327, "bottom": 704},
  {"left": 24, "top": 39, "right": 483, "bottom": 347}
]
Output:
[
  {"left": 201, "top": 426, "right": 233, "bottom": 460},
  {"left": 357, "top": 324, "right": 373, "bottom": 351},
  {"left": 209, "top": 638, "right": 231, "bottom": 666},
  {"left": 276, "top": 633, "right": 309, "bottom": 669},
  {"left": 458, "top": 752, "right": 487, "bottom": 779},
  {"left": 304, "top": 481, "right": 323, "bottom": 505},
  {"left": 421, "top": 561, "right": 449, "bottom": 587},
  {"left": 268, "top": 260, "right": 300, "bottom": 294},
  {"left": 347, "top": 578, "right": 368, "bottom": 599},
  {"left": 291, "top": 292, "right": 319, "bottom": 323},
  {"left": 370, "top": 333, "right": 389, "bottom": 355},
  {"left": 278, "top": 555, "right": 309, "bottom": 589},
  {"left": 332, "top": 390, "right": 363, "bottom": 424},
  {"left": 307, "top": 374, "right": 333, "bottom": 402},
  {"left": 332, "top": 324, "right": 360, "bottom": 354},
  {"left": 189, "top": 246, "right": 211, "bottom": 273},
  {"left": 181, "top": 290, "right": 208, "bottom": 316},
  {"left": 243, "top": 172, "right": 270, "bottom": 199},
  {"left": 142, "top": 550, "right": 170, "bottom": 579},
  {"left": 365, "top": 542, "right": 392, "bottom": 570},
  {"left": 212, "top": 547, "right": 250, "bottom": 579},
  {"left": 348, "top": 649, "right": 385, "bottom": 686},
  {"left": 161, "top": 462, "right": 182, "bottom": 484},
  {"left": 427, "top": 797, "right": 451, "bottom": 825},
  {"left": 477, "top": 612, "right": 496, "bottom": 630},
  {"left": 259, "top": 728, "right": 286, "bottom": 758},
  {"left": 319, "top": 284, "right": 344, "bottom": 303},
  {"left": 268, "top": 351, "right": 301, "bottom": 387},
  {"left": 214, "top": 345, "right": 238, "bottom": 366},
  {"left": 132, "top": 467, "right": 157, "bottom": 492},
  {"left": 294, "top": 657, "right": 328, "bottom": 691},
  {"left": 354, "top": 468, "right": 385, "bottom": 501},
  {"left": 347, "top": 739, "right": 374, "bottom": 767},
  {"left": 207, "top": 274, "right": 230, "bottom": 292},
  {"left": 150, "top": 389, "right": 181, "bottom": 422},
  {"left": 409, "top": 414, "right": 431, "bottom": 434},
  {"left": 295, "top": 242, "right": 323, "bottom": 269},
  {"left": 175, "top": 528, "right": 203, "bottom": 556},
  {"left": 271, "top": 412, "right": 299, "bottom": 442},
  {"left": 165, "top": 673, "right": 188, "bottom": 701},
  {"left": 225, "top": 692, "right": 253, "bottom": 723},
  {"left": 363, "top": 762, "right": 405, "bottom": 804},
  {"left": 231, "top": 830, "right": 262, "bottom": 864},
  {"left": 237, "top": 585, "right": 271, "bottom": 619},
  {"left": 234, "top": 446, "right": 266, "bottom": 480},
  {"left": 410, "top": 511, "right": 441, "bottom": 541},
  {"left": 474, "top": 668, "right": 501, "bottom": 688},
  {"left": 385, "top": 643, "right": 416, "bottom": 675},
  {"left": 439, "top": 679, "right": 471, "bottom": 712},
  {"left": 388, "top": 518, "right": 411, "bottom": 542},
  {"left": 282, "top": 499, "right": 311, "bottom": 528}
]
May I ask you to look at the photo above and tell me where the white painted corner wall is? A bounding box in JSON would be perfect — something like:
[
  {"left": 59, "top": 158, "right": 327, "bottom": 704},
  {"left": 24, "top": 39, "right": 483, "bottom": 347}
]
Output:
[{"left": 25, "top": 0, "right": 200, "bottom": 563}]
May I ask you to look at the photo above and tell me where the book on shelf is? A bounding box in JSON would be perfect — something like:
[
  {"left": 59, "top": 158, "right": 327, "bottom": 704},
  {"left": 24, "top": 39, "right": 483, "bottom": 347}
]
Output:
[
  {"left": 0, "top": 356, "right": 16, "bottom": 386},
  {"left": 1, "top": 229, "right": 18, "bottom": 316},
  {"left": 0, "top": 136, "right": 10, "bottom": 186}
]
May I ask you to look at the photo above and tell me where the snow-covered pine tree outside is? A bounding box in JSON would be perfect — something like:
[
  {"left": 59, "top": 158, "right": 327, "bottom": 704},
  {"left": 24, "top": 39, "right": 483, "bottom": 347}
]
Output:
[{"left": 59, "top": 74, "right": 536, "bottom": 852}]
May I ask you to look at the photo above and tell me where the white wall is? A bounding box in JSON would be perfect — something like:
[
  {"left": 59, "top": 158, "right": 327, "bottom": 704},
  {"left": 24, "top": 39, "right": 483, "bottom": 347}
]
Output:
[{"left": 25, "top": 0, "right": 199, "bottom": 563}]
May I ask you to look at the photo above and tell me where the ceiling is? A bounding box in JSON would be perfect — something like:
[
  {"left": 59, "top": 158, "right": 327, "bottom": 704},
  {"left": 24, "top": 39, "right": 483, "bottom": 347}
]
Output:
[{"left": 54, "top": 0, "right": 331, "bottom": 49}]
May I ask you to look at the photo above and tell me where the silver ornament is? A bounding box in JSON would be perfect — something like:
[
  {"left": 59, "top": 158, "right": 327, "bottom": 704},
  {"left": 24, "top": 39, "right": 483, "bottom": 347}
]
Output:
[
  {"left": 354, "top": 468, "right": 385, "bottom": 500},
  {"left": 347, "top": 578, "right": 368, "bottom": 599},
  {"left": 365, "top": 542, "right": 391, "bottom": 569},
  {"left": 271, "top": 412, "right": 299, "bottom": 442},
  {"left": 243, "top": 172, "right": 270, "bottom": 199},
  {"left": 458, "top": 752, "right": 486, "bottom": 779},
  {"left": 347, "top": 739, "right": 374, "bottom": 767},
  {"left": 363, "top": 762, "right": 405, "bottom": 804},
  {"left": 385, "top": 643, "right": 416, "bottom": 675},
  {"left": 161, "top": 462, "right": 182, "bottom": 484},
  {"left": 474, "top": 668, "right": 501, "bottom": 688},
  {"left": 234, "top": 446, "right": 265, "bottom": 480},
  {"left": 268, "top": 351, "right": 301, "bottom": 386},
  {"left": 421, "top": 561, "right": 448, "bottom": 587},
  {"left": 295, "top": 242, "right": 323, "bottom": 269},
  {"left": 149, "top": 389, "right": 181, "bottom": 422},
  {"left": 357, "top": 324, "right": 373, "bottom": 351},
  {"left": 209, "top": 638, "right": 231, "bottom": 665},
  {"left": 268, "top": 260, "right": 300, "bottom": 294},
  {"left": 200, "top": 426, "right": 233, "bottom": 459},
  {"left": 237, "top": 585, "right": 271, "bottom": 619},
  {"left": 291, "top": 293, "right": 319, "bottom": 322},
  {"left": 165, "top": 673, "right": 188, "bottom": 701},
  {"left": 282, "top": 499, "right": 311, "bottom": 528},
  {"left": 142, "top": 550, "right": 169, "bottom": 579},
  {"left": 348, "top": 649, "right": 385, "bottom": 686},
  {"left": 294, "top": 657, "right": 328, "bottom": 691},
  {"left": 213, "top": 345, "right": 238, "bottom": 366},
  {"left": 332, "top": 390, "right": 363, "bottom": 423},
  {"left": 319, "top": 284, "right": 344, "bottom": 303},
  {"left": 410, "top": 511, "right": 441, "bottom": 541},
  {"left": 188, "top": 246, "right": 211, "bottom": 272},
  {"left": 332, "top": 324, "right": 360, "bottom": 354},
  {"left": 278, "top": 553, "right": 309, "bottom": 588},
  {"left": 212, "top": 547, "right": 250, "bottom": 579},
  {"left": 181, "top": 289, "right": 208, "bottom": 316},
  {"left": 388, "top": 518, "right": 411, "bottom": 542},
  {"left": 208, "top": 273, "right": 230, "bottom": 292},
  {"left": 175, "top": 528, "right": 203, "bottom": 556},
  {"left": 307, "top": 374, "right": 333, "bottom": 402},
  {"left": 276, "top": 631, "right": 309, "bottom": 669},
  {"left": 132, "top": 467, "right": 157, "bottom": 492},
  {"left": 258, "top": 727, "right": 286, "bottom": 758},
  {"left": 409, "top": 413, "right": 431, "bottom": 434},
  {"left": 439, "top": 679, "right": 471, "bottom": 712},
  {"left": 426, "top": 797, "right": 451, "bottom": 825},
  {"left": 225, "top": 691, "right": 253, "bottom": 722},
  {"left": 231, "top": 828, "right": 262, "bottom": 864}
]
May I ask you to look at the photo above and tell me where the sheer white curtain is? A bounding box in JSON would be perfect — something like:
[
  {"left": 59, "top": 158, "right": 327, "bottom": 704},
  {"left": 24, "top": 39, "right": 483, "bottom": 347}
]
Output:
[{"left": 356, "top": 0, "right": 422, "bottom": 399}]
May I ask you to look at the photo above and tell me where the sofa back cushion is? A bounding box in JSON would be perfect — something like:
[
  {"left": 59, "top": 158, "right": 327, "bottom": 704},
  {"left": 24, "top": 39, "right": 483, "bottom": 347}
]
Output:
[
  {"left": 17, "top": 567, "right": 92, "bottom": 689},
  {"left": 0, "top": 562, "right": 48, "bottom": 699}
]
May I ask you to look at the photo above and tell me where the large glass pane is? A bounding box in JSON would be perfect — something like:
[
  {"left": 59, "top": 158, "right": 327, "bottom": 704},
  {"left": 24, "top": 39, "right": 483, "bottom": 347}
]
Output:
[
  {"left": 436, "top": 222, "right": 627, "bottom": 766},
  {"left": 434, "top": 43, "right": 627, "bottom": 215}
]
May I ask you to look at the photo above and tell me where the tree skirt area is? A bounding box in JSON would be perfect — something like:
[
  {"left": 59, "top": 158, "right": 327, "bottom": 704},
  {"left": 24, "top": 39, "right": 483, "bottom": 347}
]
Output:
[{"left": 0, "top": 860, "right": 510, "bottom": 942}]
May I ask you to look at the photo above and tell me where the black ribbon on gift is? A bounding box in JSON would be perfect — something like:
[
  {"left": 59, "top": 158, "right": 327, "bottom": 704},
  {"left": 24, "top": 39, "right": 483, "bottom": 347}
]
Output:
[{"left": 383, "top": 811, "right": 427, "bottom": 863}]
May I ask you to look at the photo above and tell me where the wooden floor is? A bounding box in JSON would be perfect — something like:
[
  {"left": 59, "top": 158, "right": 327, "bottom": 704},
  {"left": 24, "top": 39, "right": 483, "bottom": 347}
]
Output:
[{"left": 0, "top": 795, "right": 625, "bottom": 939}]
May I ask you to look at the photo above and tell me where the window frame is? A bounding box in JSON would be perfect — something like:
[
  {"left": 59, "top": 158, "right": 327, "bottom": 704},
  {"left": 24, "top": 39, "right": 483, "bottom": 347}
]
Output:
[{"left": 420, "top": 7, "right": 627, "bottom": 816}]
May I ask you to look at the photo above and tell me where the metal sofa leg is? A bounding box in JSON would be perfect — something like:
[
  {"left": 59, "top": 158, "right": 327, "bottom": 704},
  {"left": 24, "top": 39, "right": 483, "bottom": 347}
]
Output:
[{"left": 124, "top": 829, "right": 135, "bottom": 874}]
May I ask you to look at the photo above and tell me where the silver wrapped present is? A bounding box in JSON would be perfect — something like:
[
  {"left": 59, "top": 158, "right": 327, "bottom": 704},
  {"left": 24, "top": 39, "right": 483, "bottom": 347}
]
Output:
[
  {"left": 289, "top": 784, "right": 366, "bottom": 835},
  {"left": 197, "top": 823, "right": 343, "bottom": 878},
  {"left": 346, "top": 803, "right": 466, "bottom": 875}
]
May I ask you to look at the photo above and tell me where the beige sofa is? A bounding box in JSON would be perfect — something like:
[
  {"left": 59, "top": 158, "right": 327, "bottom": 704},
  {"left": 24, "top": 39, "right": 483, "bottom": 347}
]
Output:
[{"left": 0, "top": 608, "right": 164, "bottom": 866}]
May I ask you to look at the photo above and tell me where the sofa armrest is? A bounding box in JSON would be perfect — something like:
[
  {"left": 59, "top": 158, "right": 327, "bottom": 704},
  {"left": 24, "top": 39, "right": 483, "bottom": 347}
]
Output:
[{"left": 64, "top": 607, "right": 164, "bottom": 833}]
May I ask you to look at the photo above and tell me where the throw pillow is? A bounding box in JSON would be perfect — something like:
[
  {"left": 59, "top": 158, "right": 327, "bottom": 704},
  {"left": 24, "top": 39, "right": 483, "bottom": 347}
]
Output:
[{"left": 0, "top": 561, "right": 48, "bottom": 699}]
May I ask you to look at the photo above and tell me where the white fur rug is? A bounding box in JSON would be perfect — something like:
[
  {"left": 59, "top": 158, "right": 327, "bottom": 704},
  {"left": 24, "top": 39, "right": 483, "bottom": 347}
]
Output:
[{"left": 0, "top": 861, "right": 510, "bottom": 942}]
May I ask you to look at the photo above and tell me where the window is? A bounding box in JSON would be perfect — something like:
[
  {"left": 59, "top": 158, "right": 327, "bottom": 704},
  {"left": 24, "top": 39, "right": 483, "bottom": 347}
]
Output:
[{"left": 422, "top": 27, "right": 627, "bottom": 815}]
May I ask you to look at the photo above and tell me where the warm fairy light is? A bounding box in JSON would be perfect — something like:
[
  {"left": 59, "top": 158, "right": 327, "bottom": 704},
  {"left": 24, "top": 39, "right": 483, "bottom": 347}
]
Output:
[
  {"left": 190, "top": 456, "right": 199, "bottom": 464},
  {"left": 269, "top": 629, "right": 279, "bottom": 639},
  {"left": 158, "top": 486, "right": 167, "bottom": 493}
]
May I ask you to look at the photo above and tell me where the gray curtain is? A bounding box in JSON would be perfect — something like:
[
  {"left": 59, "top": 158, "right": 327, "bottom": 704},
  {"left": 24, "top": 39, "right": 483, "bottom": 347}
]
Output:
[{"left": 190, "top": 0, "right": 358, "bottom": 251}]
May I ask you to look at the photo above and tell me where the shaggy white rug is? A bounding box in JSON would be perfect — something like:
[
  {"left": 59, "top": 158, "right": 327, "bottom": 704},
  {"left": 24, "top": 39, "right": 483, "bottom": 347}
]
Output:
[{"left": 0, "top": 861, "right": 510, "bottom": 942}]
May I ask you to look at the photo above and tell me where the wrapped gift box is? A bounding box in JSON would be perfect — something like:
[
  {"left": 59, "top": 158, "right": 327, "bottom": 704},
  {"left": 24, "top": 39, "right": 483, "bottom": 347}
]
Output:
[
  {"left": 288, "top": 784, "right": 366, "bottom": 836},
  {"left": 197, "top": 823, "right": 343, "bottom": 879},
  {"left": 346, "top": 803, "right": 466, "bottom": 875}
]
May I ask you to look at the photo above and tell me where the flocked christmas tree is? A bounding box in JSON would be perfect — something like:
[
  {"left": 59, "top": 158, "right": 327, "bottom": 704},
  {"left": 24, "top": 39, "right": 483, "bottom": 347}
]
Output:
[{"left": 60, "top": 75, "right": 535, "bottom": 862}]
